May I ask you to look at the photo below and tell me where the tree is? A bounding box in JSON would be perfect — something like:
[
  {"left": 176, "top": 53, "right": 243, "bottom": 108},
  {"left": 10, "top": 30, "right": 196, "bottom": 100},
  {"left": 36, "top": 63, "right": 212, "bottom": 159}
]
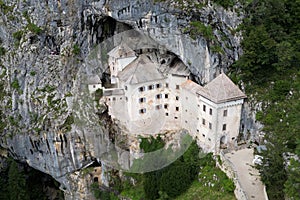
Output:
[{"left": 7, "top": 160, "right": 29, "bottom": 200}]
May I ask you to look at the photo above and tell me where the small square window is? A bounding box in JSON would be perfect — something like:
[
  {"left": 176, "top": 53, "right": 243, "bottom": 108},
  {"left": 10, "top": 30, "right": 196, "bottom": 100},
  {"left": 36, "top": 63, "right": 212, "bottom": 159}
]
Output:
[
  {"left": 174, "top": 116, "right": 178, "bottom": 119},
  {"left": 166, "top": 83, "right": 169, "bottom": 88},
  {"left": 165, "top": 113, "right": 169, "bottom": 116},
  {"left": 209, "top": 123, "right": 212, "bottom": 129},
  {"left": 185, "top": 120, "right": 187, "bottom": 123},
  {"left": 223, "top": 110, "right": 228, "bottom": 117},
  {"left": 165, "top": 94, "right": 169, "bottom": 98},
  {"left": 202, "top": 134, "right": 205, "bottom": 137},
  {"left": 156, "top": 94, "right": 162, "bottom": 99},
  {"left": 139, "top": 87, "right": 145, "bottom": 92},
  {"left": 125, "top": 86, "right": 128, "bottom": 90},
  {"left": 203, "top": 105, "right": 206, "bottom": 112},
  {"left": 125, "top": 97, "right": 128, "bottom": 101},
  {"left": 176, "top": 85, "right": 180, "bottom": 90},
  {"left": 113, "top": 97, "right": 116, "bottom": 101},
  {"left": 222, "top": 124, "right": 227, "bottom": 131},
  {"left": 202, "top": 118, "right": 205, "bottom": 125},
  {"left": 209, "top": 108, "right": 212, "bottom": 115},
  {"left": 185, "top": 109, "right": 187, "bottom": 112},
  {"left": 176, "top": 96, "right": 179, "bottom": 100},
  {"left": 93, "top": 85, "right": 96, "bottom": 88},
  {"left": 197, "top": 129, "right": 199, "bottom": 132},
  {"left": 140, "top": 108, "right": 146, "bottom": 114},
  {"left": 156, "top": 83, "right": 161, "bottom": 88},
  {"left": 156, "top": 105, "right": 162, "bottom": 110},
  {"left": 176, "top": 107, "right": 179, "bottom": 111},
  {"left": 208, "top": 138, "right": 211, "bottom": 141},
  {"left": 148, "top": 85, "right": 154, "bottom": 90},
  {"left": 164, "top": 104, "right": 168, "bottom": 109},
  {"left": 139, "top": 97, "right": 146, "bottom": 103}
]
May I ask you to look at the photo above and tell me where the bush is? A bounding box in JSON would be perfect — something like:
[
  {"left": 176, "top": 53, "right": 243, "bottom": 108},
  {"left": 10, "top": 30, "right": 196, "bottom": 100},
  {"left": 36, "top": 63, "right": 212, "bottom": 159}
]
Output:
[{"left": 11, "top": 79, "right": 20, "bottom": 90}]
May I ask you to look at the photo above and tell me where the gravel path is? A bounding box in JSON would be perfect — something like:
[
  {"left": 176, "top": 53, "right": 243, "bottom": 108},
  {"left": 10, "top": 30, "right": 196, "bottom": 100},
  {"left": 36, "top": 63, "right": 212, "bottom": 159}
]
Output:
[{"left": 225, "top": 148, "right": 266, "bottom": 200}]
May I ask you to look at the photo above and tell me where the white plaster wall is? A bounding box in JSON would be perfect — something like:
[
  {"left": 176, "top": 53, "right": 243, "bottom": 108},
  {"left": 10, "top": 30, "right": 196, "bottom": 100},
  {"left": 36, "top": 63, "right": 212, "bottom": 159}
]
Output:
[
  {"left": 117, "top": 56, "right": 136, "bottom": 71},
  {"left": 88, "top": 84, "right": 102, "bottom": 94}
]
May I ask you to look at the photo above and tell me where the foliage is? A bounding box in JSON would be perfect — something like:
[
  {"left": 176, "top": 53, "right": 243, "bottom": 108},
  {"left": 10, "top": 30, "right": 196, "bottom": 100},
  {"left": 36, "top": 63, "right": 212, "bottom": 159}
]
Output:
[
  {"left": 30, "top": 71, "right": 36, "bottom": 76},
  {"left": 0, "top": 159, "right": 64, "bottom": 200},
  {"left": 212, "top": 0, "right": 235, "bottom": 9},
  {"left": 188, "top": 21, "right": 214, "bottom": 41},
  {"left": 11, "top": 78, "right": 20, "bottom": 90},
  {"left": 0, "top": 46, "right": 5, "bottom": 56},
  {"left": 61, "top": 114, "right": 74, "bottom": 132},
  {"left": 95, "top": 88, "right": 103, "bottom": 101},
  {"left": 140, "top": 135, "right": 165, "bottom": 153},
  {"left": 232, "top": 0, "right": 300, "bottom": 199},
  {"left": 72, "top": 44, "right": 80, "bottom": 55},
  {"left": 13, "top": 31, "right": 24, "bottom": 43},
  {"left": 7, "top": 159, "right": 30, "bottom": 200}
]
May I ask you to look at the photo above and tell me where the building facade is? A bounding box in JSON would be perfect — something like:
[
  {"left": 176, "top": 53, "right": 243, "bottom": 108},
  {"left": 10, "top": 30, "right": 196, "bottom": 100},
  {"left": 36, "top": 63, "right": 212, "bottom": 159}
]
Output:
[{"left": 91, "top": 43, "right": 246, "bottom": 153}]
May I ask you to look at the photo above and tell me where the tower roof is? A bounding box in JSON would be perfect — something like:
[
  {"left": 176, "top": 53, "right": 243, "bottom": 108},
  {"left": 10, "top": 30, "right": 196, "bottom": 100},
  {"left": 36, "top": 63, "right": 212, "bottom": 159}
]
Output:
[
  {"left": 118, "top": 54, "right": 165, "bottom": 85},
  {"left": 202, "top": 73, "right": 247, "bottom": 103},
  {"left": 107, "top": 42, "right": 136, "bottom": 58}
]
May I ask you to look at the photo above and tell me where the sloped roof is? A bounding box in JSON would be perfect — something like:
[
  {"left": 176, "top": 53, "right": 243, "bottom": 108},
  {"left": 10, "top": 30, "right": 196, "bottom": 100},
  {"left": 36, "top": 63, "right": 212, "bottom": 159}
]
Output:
[
  {"left": 202, "top": 73, "right": 247, "bottom": 103},
  {"left": 181, "top": 80, "right": 208, "bottom": 96},
  {"left": 88, "top": 75, "right": 101, "bottom": 85},
  {"left": 181, "top": 73, "right": 246, "bottom": 104},
  {"left": 107, "top": 42, "right": 136, "bottom": 58},
  {"left": 118, "top": 54, "right": 165, "bottom": 85},
  {"left": 160, "top": 60, "right": 190, "bottom": 76}
]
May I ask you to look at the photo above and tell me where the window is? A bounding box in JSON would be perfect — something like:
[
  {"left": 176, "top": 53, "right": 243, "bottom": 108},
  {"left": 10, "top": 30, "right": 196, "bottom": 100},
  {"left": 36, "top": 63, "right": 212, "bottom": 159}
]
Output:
[
  {"left": 93, "top": 85, "right": 96, "bottom": 88},
  {"left": 174, "top": 116, "right": 178, "bottom": 119},
  {"left": 156, "top": 83, "right": 161, "bottom": 88},
  {"left": 166, "top": 83, "right": 169, "bottom": 88},
  {"left": 125, "top": 97, "right": 128, "bottom": 101},
  {"left": 209, "top": 123, "right": 212, "bottom": 129},
  {"left": 208, "top": 138, "right": 211, "bottom": 141},
  {"left": 176, "top": 85, "right": 180, "bottom": 90},
  {"left": 185, "top": 120, "right": 187, "bottom": 123},
  {"left": 125, "top": 85, "right": 127, "bottom": 90},
  {"left": 222, "top": 124, "right": 227, "bottom": 131},
  {"left": 185, "top": 109, "right": 188, "bottom": 112},
  {"left": 113, "top": 97, "right": 116, "bottom": 101},
  {"left": 202, "top": 134, "right": 205, "bottom": 137},
  {"left": 156, "top": 105, "right": 162, "bottom": 110},
  {"left": 165, "top": 113, "right": 169, "bottom": 116},
  {"left": 139, "top": 108, "right": 146, "bottom": 114},
  {"left": 176, "top": 107, "right": 179, "bottom": 111},
  {"left": 165, "top": 94, "right": 169, "bottom": 99},
  {"left": 156, "top": 94, "right": 162, "bottom": 99},
  {"left": 223, "top": 110, "right": 228, "bottom": 117},
  {"left": 197, "top": 129, "right": 199, "bottom": 133},
  {"left": 164, "top": 104, "right": 168, "bottom": 109},
  {"left": 176, "top": 96, "right": 179, "bottom": 100},
  {"left": 139, "top": 97, "right": 146, "bottom": 103},
  {"left": 203, "top": 105, "right": 206, "bottom": 112},
  {"left": 139, "top": 86, "right": 145, "bottom": 92},
  {"left": 202, "top": 118, "right": 205, "bottom": 125},
  {"left": 209, "top": 108, "right": 212, "bottom": 115},
  {"left": 186, "top": 97, "right": 188, "bottom": 100},
  {"left": 148, "top": 85, "right": 154, "bottom": 90}
]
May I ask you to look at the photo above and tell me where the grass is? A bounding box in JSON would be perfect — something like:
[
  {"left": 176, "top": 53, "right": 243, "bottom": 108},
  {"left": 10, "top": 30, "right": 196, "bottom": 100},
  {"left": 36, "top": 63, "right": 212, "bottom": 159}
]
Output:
[{"left": 175, "top": 180, "right": 235, "bottom": 200}]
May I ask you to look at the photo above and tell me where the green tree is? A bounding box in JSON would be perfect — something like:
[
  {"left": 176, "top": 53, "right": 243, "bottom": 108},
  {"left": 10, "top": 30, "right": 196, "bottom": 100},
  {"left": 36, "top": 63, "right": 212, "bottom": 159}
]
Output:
[{"left": 7, "top": 160, "right": 29, "bottom": 200}]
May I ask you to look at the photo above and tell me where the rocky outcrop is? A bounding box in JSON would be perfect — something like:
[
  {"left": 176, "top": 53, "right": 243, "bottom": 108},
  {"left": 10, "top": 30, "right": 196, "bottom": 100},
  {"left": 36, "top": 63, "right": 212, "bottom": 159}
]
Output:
[{"left": 0, "top": 0, "right": 254, "bottom": 199}]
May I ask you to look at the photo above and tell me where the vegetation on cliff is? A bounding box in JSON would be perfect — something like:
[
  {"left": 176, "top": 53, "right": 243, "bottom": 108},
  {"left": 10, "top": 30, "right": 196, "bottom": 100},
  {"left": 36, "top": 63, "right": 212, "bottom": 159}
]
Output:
[{"left": 232, "top": 0, "right": 300, "bottom": 199}]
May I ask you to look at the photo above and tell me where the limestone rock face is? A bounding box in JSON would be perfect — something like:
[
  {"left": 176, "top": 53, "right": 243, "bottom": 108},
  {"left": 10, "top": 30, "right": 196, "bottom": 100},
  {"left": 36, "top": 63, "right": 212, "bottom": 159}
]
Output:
[{"left": 0, "top": 0, "right": 254, "bottom": 199}]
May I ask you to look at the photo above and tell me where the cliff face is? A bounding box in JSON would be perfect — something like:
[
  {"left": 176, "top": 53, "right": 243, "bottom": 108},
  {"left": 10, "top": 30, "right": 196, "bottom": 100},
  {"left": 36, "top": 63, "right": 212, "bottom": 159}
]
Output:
[{"left": 0, "top": 0, "right": 249, "bottom": 199}]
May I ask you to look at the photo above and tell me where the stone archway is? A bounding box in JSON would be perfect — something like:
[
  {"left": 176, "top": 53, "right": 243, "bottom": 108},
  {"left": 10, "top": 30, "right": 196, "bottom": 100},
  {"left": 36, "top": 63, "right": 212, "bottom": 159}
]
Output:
[{"left": 220, "top": 135, "right": 227, "bottom": 149}]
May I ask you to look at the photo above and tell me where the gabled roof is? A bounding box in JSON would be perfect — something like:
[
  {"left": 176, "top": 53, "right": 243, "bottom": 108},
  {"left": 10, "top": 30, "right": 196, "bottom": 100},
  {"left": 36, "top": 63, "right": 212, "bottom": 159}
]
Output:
[
  {"left": 202, "top": 73, "right": 247, "bottom": 103},
  {"left": 118, "top": 54, "right": 165, "bottom": 85},
  {"left": 107, "top": 42, "right": 136, "bottom": 58}
]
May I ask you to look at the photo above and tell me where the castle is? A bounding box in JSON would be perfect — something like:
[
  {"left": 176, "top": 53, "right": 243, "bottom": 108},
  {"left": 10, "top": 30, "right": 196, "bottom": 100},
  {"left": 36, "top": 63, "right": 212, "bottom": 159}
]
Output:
[{"left": 90, "top": 43, "right": 246, "bottom": 153}]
